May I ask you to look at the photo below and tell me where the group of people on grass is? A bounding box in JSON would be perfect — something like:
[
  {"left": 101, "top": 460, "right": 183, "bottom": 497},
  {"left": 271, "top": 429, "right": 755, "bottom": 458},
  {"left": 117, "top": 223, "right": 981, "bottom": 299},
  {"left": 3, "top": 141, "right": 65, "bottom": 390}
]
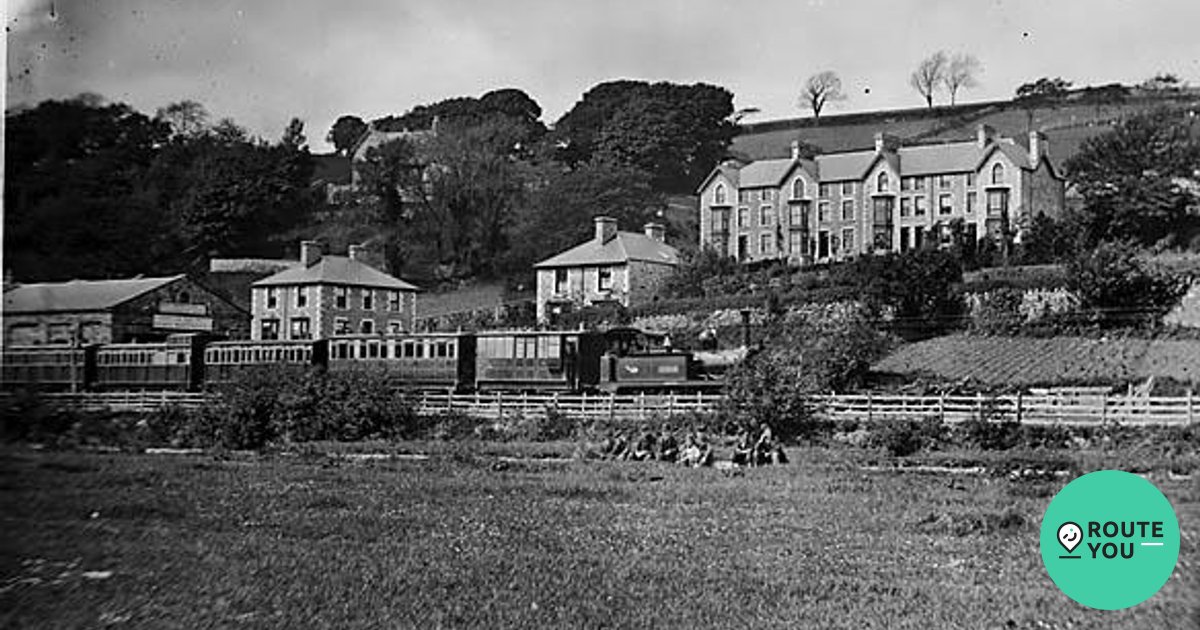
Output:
[{"left": 595, "top": 422, "right": 785, "bottom": 468}]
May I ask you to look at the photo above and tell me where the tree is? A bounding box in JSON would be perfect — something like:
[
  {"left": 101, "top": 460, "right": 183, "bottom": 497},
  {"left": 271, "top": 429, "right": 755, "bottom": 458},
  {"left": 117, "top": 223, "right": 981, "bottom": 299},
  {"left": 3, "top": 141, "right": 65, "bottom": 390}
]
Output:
[
  {"left": 1139, "top": 73, "right": 1185, "bottom": 93},
  {"left": 909, "top": 51, "right": 948, "bottom": 108},
  {"left": 725, "top": 303, "right": 891, "bottom": 440},
  {"left": 5, "top": 96, "right": 179, "bottom": 281},
  {"left": 942, "top": 53, "right": 981, "bottom": 105},
  {"left": 326, "top": 115, "right": 367, "bottom": 155},
  {"left": 504, "top": 162, "right": 664, "bottom": 278},
  {"left": 1064, "top": 108, "right": 1200, "bottom": 247},
  {"left": 155, "top": 100, "right": 210, "bottom": 139},
  {"left": 552, "top": 80, "right": 737, "bottom": 193},
  {"left": 280, "top": 117, "right": 307, "bottom": 150},
  {"left": 1066, "top": 241, "right": 1188, "bottom": 328},
  {"left": 800, "top": 71, "right": 846, "bottom": 119},
  {"left": 1015, "top": 77, "right": 1073, "bottom": 102}
]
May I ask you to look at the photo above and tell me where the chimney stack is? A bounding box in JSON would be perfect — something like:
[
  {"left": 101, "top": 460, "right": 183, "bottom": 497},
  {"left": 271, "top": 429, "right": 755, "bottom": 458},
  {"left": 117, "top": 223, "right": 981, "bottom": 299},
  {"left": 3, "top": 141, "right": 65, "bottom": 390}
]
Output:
[
  {"left": 1028, "top": 130, "right": 1047, "bottom": 166},
  {"left": 977, "top": 124, "right": 996, "bottom": 148},
  {"left": 643, "top": 222, "right": 666, "bottom": 243},
  {"left": 594, "top": 216, "right": 618, "bottom": 244},
  {"left": 874, "top": 132, "right": 900, "bottom": 154},
  {"left": 790, "top": 140, "right": 801, "bottom": 160},
  {"left": 300, "top": 241, "right": 322, "bottom": 267}
]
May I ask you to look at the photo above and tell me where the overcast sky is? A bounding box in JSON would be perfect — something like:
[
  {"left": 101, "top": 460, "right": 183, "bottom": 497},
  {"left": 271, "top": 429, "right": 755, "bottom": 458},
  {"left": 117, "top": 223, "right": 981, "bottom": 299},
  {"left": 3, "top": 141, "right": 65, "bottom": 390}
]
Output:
[{"left": 7, "top": 0, "right": 1200, "bottom": 152}]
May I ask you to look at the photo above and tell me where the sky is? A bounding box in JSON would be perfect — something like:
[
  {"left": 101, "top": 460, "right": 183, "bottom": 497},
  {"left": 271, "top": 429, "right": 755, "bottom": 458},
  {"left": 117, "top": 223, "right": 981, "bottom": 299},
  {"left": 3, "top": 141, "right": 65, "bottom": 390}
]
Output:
[{"left": 6, "top": 0, "right": 1200, "bottom": 152}]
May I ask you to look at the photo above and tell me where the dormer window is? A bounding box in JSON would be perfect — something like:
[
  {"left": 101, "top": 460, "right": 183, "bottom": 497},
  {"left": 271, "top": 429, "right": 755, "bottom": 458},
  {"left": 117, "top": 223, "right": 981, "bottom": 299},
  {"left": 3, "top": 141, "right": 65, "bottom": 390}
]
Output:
[
  {"left": 714, "top": 183, "right": 727, "bottom": 205},
  {"left": 792, "top": 178, "right": 805, "bottom": 199},
  {"left": 876, "top": 172, "right": 889, "bottom": 193},
  {"left": 991, "top": 163, "right": 1005, "bottom": 185}
]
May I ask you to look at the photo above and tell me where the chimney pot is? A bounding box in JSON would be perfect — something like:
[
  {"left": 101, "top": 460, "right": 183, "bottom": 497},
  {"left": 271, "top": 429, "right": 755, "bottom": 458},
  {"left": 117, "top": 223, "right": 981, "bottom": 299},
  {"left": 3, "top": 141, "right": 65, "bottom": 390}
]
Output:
[
  {"left": 594, "top": 216, "right": 618, "bottom": 243},
  {"left": 874, "top": 132, "right": 900, "bottom": 153},
  {"left": 1028, "top": 130, "right": 1047, "bottom": 166},
  {"left": 643, "top": 222, "right": 666, "bottom": 243},
  {"left": 977, "top": 124, "right": 996, "bottom": 148},
  {"left": 300, "top": 241, "right": 322, "bottom": 267}
]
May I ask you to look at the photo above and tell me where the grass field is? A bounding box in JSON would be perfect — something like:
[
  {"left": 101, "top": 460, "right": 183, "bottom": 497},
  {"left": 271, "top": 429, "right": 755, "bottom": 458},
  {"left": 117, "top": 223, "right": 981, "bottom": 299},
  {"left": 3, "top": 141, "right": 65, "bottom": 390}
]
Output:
[{"left": 1, "top": 443, "right": 1197, "bottom": 629}]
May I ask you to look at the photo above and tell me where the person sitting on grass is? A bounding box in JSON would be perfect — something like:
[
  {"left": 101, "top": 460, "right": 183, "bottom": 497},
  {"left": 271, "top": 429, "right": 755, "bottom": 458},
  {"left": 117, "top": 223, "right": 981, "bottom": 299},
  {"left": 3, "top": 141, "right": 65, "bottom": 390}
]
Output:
[
  {"left": 754, "top": 422, "right": 787, "bottom": 465},
  {"left": 629, "top": 429, "right": 657, "bottom": 461},
  {"left": 605, "top": 430, "right": 631, "bottom": 460},
  {"left": 679, "top": 431, "right": 714, "bottom": 467},
  {"left": 657, "top": 424, "right": 679, "bottom": 462},
  {"left": 731, "top": 426, "right": 754, "bottom": 467}
]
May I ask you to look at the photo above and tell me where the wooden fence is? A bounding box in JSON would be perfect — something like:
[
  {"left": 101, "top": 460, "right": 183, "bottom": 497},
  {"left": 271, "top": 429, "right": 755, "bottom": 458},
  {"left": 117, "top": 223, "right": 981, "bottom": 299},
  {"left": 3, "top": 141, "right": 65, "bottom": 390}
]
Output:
[{"left": 5, "top": 390, "right": 1197, "bottom": 426}]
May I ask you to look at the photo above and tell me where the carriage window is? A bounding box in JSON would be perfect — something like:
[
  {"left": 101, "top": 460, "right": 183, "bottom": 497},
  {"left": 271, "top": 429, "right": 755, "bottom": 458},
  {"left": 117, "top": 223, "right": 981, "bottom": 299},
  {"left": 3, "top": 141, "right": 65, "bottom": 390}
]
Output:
[
  {"left": 367, "top": 341, "right": 380, "bottom": 358},
  {"left": 402, "top": 341, "right": 414, "bottom": 358},
  {"left": 447, "top": 342, "right": 456, "bottom": 359},
  {"left": 416, "top": 342, "right": 426, "bottom": 359}
]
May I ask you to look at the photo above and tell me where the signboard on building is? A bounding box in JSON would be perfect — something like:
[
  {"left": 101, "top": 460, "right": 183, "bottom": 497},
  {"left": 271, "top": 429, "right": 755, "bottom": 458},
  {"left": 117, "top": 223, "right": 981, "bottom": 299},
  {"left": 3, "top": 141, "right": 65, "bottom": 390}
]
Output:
[
  {"left": 159, "top": 302, "right": 209, "bottom": 316},
  {"left": 152, "top": 314, "right": 214, "bottom": 331}
]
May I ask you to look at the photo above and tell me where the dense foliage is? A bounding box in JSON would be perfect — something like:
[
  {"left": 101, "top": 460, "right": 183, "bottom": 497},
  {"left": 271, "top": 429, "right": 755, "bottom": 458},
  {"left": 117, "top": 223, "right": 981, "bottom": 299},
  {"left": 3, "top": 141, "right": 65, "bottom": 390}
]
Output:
[
  {"left": 5, "top": 96, "right": 318, "bottom": 280},
  {"left": 725, "top": 304, "right": 892, "bottom": 440},
  {"left": 1065, "top": 108, "right": 1200, "bottom": 249},
  {"left": 1066, "top": 241, "right": 1189, "bottom": 328}
]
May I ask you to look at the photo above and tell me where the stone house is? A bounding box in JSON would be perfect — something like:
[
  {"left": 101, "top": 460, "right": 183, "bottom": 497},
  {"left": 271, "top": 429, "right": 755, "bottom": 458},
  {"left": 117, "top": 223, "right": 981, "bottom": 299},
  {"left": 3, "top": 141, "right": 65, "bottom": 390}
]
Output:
[
  {"left": 698, "top": 125, "right": 1066, "bottom": 265},
  {"left": 534, "top": 217, "right": 680, "bottom": 323},
  {"left": 250, "top": 242, "right": 419, "bottom": 340}
]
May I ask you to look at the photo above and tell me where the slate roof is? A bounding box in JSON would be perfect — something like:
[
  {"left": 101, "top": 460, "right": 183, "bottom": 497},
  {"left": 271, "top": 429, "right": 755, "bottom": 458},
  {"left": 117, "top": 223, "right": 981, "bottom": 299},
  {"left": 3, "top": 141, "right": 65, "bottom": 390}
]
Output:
[
  {"left": 713, "top": 136, "right": 1046, "bottom": 187},
  {"left": 737, "top": 158, "right": 797, "bottom": 188},
  {"left": 535, "top": 232, "right": 680, "bottom": 269},
  {"left": 253, "top": 256, "right": 419, "bottom": 291},
  {"left": 311, "top": 153, "right": 352, "bottom": 185},
  {"left": 4, "top": 276, "right": 185, "bottom": 314},
  {"left": 813, "top": 151, "right": 876, "bottom": 182}
]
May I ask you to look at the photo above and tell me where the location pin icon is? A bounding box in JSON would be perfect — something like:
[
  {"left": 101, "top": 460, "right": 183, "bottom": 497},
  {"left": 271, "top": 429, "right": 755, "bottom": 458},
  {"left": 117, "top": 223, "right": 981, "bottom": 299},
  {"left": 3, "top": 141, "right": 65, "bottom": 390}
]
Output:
[{"left": 1058, "top": 522, "right": 1082, "bottom": 554}]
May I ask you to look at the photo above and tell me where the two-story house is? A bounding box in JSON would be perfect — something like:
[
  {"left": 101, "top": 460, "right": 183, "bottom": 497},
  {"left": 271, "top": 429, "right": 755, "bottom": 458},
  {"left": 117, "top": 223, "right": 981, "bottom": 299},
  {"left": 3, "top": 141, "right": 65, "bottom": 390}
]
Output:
[
  {"left": 698, "top": 125, "right": 1066, "bottom": 265},
  {"left": 534, "top": 217, "right": 679, "bottom": 323},
  {"left": 250, "top": 242, "right": 419, "bottom": 340}
]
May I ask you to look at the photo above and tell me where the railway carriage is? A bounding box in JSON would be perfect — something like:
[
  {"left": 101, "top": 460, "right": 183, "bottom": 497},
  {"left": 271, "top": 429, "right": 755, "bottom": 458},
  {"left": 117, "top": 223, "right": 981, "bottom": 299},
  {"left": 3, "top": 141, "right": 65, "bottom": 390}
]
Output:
[
  {"left": 93, "top": 334, "right": 207, "bottom": 391},
  {"left": 473, "top": 330, "right": 605, "bottom": 391},
  {"left": 326, "top": 333, "right": 474, "bottom": 390},
  {"left": 1, "top": 345, "right": 96, "bottom": 391},
  {"left": 203, "top": 339, "right": 328, "bottom": 385}
]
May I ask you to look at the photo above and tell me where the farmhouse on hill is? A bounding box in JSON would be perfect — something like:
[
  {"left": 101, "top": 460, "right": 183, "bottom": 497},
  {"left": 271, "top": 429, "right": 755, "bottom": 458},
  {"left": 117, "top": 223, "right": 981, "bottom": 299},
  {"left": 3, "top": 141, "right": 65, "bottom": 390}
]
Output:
[
  {"left": 534, "top": 217, "right": 680, "bottom": 323},
  {"left": 3, "top": 275, "right": 249, "bottom": 345},
  {"left": 250, "top": 241, "right": 419, "bottom": 341},
  {"left": 698, "top": 125, "right": 1066, "bottom": 266}
]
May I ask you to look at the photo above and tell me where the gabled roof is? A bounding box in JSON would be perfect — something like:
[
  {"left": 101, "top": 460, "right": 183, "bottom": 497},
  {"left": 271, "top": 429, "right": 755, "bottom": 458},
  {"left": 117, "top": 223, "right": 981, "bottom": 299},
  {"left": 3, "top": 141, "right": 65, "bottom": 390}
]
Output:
[
  {"left": 738, "top": 158, "right": 796, "bottom": 188},
  {"left": 814, "top": 150, "right": 876, "bottom": 182},
  {"left": 897, "top": 141, "right": 982, "bottom": 175},
  {"left": 979, "top": 140, "right": 1033, "bottom": 171},
  {"left": 535, "top": 232, "right": 680, "bottom": 269},
  {"left": 4, "top": 275, "right": 186, "bottom": 314},
  {"left": 253, "top": 256, "right": 419, "bottom": 291},
  {"left": 695, "top": 162, "right": 741, "bottom": 194}
]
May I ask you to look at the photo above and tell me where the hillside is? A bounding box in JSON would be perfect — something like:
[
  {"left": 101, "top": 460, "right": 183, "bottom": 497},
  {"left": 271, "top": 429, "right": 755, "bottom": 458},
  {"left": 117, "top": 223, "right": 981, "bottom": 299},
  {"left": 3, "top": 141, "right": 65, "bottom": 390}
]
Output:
[
  {"left": 732, "top": 90, "right": 1200, "bottom": 172},
  {"left": 873, "top": 334, "right": 1200, "bottom": 390}
]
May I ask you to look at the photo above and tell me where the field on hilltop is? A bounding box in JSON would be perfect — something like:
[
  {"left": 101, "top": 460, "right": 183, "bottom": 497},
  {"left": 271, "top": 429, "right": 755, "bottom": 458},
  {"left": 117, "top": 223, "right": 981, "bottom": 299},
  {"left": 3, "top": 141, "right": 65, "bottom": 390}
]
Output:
[
  {"left": 732, "top": 91, "right": 1200, "bottom": 169},
  {"left": 1, "top": 445, "right": 1196, "bottom": 629}
]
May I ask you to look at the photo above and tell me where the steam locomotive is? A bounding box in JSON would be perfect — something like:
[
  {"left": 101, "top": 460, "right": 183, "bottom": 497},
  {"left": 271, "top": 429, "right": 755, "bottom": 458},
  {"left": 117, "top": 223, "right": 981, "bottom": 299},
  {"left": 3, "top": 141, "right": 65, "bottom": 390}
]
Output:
[{"left": 1, "top": 328, "right": 738, "bottom": 394}]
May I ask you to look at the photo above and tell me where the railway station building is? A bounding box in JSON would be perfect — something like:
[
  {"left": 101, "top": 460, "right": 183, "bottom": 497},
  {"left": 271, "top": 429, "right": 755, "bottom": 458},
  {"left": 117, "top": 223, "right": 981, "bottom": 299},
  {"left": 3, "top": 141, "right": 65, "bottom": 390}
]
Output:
[
  {"left": 697, "top": 124, "right": 1066, "bottom": 266},
  {"left": 250, "top": 241, "right": 420, "bottom": 340},
  {"left": 3, "top": 275, "right": 250, "bottom": 346},
  {"left": 534, "top": 217, "right": 680, "bottom": 323}
]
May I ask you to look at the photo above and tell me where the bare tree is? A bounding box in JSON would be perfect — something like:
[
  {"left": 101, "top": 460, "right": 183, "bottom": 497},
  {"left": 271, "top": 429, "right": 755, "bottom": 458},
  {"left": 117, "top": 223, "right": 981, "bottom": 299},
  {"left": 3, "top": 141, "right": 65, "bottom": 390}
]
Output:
[
  {"left": 800, "top": 71, "right": 847, "bottom": 119},
  {"left": 909, "top": 51, "right": 948, "bottom": 108},
  {"left": 943, "top": 53, "right": 981, "bottom": 105}
]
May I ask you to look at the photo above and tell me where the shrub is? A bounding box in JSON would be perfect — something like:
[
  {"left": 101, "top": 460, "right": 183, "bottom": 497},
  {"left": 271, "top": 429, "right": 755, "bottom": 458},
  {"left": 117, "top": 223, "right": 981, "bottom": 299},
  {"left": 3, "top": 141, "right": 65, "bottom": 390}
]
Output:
[
  {"left": 725, "top": 303, "right": 891, "bottom": 440},
  {"left": 1067, "top": 241, "right": 1189, "bottom": 328}
]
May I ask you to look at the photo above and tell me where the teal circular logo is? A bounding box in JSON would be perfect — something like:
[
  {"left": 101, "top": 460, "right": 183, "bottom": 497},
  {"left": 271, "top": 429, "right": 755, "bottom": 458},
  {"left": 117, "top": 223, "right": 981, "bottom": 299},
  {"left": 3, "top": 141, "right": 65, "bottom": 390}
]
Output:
[{"left": 1040, "top": 470, "right": 1180, "bottom": 610}]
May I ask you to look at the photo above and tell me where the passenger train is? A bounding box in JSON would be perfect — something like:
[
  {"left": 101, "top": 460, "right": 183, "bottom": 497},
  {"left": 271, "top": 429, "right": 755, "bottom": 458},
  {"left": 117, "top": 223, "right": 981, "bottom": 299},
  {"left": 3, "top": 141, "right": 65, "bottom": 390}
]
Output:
[{"left": 1, "top": 328, "right": 736, "bottom": 394}]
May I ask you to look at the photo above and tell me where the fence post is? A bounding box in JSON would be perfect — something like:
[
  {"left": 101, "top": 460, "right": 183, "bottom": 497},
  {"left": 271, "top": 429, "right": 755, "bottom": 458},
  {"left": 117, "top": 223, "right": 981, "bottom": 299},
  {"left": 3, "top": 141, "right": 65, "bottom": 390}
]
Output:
[
  {"left": 609, "top": 393, "right": 616, "bottom": 422},
  {"left": 496, "top": 391, "right": 504, "bottom": 421},
  {"left": 1101, "top": 394, "right": 1107, "bottom": 424},
  {"left": 939, "top": 394, "right": 945, "bottom": 424},
  {"left": 666, "top": 394, "right": 675, "bottom": 417},
  {"left": 1016, "top": 392, "right": 1023, "bottom": 425},
  {"left": 866, "top": 391, "right": 873, "bottom": 423},
  {"left": 1188, "top": 389, "right": 1194, "bottom": 425}
]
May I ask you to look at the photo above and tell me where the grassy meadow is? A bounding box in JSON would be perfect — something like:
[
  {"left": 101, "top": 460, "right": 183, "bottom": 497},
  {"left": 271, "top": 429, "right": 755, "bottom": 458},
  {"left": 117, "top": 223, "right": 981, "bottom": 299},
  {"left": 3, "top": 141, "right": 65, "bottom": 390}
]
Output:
[{"left": 1, "top": 443, "right": 1197, "bottom": 629}]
